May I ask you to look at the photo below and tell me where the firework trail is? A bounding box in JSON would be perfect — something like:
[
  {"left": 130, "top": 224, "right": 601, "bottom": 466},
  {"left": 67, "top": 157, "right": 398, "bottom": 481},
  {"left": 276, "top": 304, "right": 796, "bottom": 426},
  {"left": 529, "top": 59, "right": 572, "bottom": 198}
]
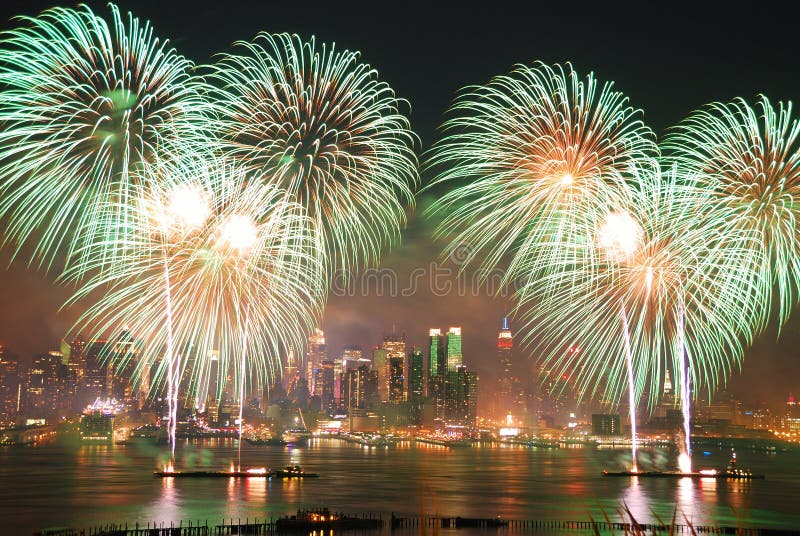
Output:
[
  {"left": 209, "top": 33, "right": 418, "bottom": 280},
  {"left": 426, "top": 62, "right": 657, "bottom": 291},
  {"left": 0, "top": 4, "right": 209, "bottom": 273},
  {"left": 663, "top": 96, "right": 800, "bottom": 334}
]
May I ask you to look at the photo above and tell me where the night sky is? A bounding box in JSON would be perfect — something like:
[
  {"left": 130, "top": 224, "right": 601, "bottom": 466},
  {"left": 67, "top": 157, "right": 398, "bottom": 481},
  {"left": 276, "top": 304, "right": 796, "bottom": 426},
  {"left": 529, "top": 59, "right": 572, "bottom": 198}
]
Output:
[{"left": 0, "top": 1, "right": 798, "bottom": 407}]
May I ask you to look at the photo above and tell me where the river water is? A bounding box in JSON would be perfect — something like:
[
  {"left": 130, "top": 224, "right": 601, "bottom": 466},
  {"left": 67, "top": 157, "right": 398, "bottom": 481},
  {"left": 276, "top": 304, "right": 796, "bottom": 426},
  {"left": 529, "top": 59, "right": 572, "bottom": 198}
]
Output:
[{"left": 1, "top": 438, "right": 799, "bottom": 534}]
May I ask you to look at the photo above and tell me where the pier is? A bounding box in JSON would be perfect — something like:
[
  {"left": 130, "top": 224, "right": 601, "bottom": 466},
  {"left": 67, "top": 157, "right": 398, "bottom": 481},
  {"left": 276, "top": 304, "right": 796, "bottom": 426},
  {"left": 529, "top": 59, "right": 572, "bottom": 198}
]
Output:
[{"left": 34, "top": 512, "right": 800, "bottom": 536}]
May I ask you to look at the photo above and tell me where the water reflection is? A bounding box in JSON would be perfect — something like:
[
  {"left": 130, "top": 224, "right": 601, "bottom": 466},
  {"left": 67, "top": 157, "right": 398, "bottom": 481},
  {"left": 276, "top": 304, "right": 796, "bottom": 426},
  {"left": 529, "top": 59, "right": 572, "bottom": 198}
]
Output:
[
  {"left": 150, "top": 477, "right": 180, "bottom": 521},
  {"left": 2, "top": 439, "right": 799, "bottom": 533}
]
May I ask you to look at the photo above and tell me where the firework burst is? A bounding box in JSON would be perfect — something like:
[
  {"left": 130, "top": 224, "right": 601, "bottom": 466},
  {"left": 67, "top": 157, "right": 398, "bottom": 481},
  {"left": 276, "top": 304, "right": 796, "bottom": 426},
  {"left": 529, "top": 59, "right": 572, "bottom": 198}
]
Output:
[
  {"left": 0, "top": 4, "right": 209, "bottom": 272},
  {"left": 663, "top": 96, "right": 800, "bottom": 332},
  {"left": 518, "top": 161, "right": 757, "bottom": 410},
  {"left": 209, "top": 33, "right": 418, "bottom": 278},
  {"left": 427, "top": 62, "right": 657, "bottom": 290},
  {"left": 65, "top": 156, "right": 323, "bottom": 409}
]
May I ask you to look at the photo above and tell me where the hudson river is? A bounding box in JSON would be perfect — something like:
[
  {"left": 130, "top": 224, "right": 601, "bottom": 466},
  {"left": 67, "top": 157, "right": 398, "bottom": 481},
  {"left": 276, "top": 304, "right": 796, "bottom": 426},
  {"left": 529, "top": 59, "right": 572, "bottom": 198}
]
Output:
[{"left": 2, "top": 438, "right": 799, "bottom": 534}]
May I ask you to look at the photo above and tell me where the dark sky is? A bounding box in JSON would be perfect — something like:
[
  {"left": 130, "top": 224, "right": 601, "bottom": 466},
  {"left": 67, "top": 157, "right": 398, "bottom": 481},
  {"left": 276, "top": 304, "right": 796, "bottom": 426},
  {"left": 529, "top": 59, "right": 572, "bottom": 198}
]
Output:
[{"left": 0, "top": 1, "right": 798, "bottom": 408}]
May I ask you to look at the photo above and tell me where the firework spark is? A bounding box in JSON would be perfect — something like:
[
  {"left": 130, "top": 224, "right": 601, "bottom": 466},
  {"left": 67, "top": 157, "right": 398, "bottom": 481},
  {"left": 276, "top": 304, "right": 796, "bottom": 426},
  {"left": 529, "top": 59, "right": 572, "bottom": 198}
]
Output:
[
  {"left": 209, "top": 33, "right": 418, "bottom": 278},
  {"left": 0, "top": 4, "right": 209, "bottom": 272}
]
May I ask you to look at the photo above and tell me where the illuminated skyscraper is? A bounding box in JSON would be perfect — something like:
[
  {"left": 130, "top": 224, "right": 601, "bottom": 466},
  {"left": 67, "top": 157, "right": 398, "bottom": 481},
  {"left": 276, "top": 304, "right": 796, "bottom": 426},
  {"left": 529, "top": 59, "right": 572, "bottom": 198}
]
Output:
[
  {"left": 446, "top": 327, "right": 462, "bottom": 370},
  {"left": 428, "top": 328, "right": 446, "bottom": 424},
  {"left": 25, "top": 351, "right": 61, "bottom": 419},
  {"left": 388, "top": 355, "right": 405, "bottom": 404},
  {"left": 497, "top": 318, "right": 514, "bottom": 418},
  {"left": 341, "top": 364, "right": 378, "bottom": 411},
  {"left": 306, "top": 329, "right": 327, "bottom": 394},
  {"left": 445, "top": 365, "right": 478, "bottom": 427},
  {"left": 382, "top": 332, "right": 405, "bottom": 400},
  {"left": 408, "top": 347, "right": 424, "bottom": 423},
  {"left": 343, "top": 345, "right": 370, "bottom": 370},
  {"left": 321, "top": 359, "right": 336, "bottom": 413},
  {"left": 281, "top": 345, "right": 299, "bottom": 391},
  {"left": 372, "top": 347, "right": 388, "bottom": 401},
  {"left": 0, "top": 346, "right": 21, "bottom": 427},
  {"left": 84, "top": 340, "right": 110, "bottom": 402}
]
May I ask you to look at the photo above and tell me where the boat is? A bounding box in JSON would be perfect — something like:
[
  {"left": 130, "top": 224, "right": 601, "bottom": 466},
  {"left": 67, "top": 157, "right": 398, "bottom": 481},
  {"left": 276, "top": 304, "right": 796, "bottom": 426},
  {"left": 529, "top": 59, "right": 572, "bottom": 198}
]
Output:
[
  {"left": 245, "top": 437, "right": 287, "bottom": 446},
  {"left": 154, "top": 467, "right": 271, "bottom": 478},
  {"left": 603, "top": 451, "right": 764, "bottom": 480},
  {"left": 273, "top": 464, "right": 319, "bottom": 478},
  {"left": 276, "top": 508, "right": 382, "bottom": 532},
  {"left": 154, "top": 464, "right": 318, "bottom": 479}
]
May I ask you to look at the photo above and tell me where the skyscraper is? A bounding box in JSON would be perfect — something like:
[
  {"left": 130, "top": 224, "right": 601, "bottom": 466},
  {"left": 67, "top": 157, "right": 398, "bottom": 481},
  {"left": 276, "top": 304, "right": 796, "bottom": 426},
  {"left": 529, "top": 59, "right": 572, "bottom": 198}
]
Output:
[
  {"left": 342, "top": 345, "right": 370, "bottom": 370},
  {"left": 381, "top": 333, "right": 406, "bottom": 401},
  {"left": 0, "top": 347, "right": 21, "bottom": 427},
  {"left": 341, "top": 364, "right": 378, "bottom": 411},
  {"left": 388, "top": 355, "right": 405, "bottom": 404},
  {"left": 321, "top": 359, "right": 336, "bottom": 414},
  {"left": 445, "top": 365, "right": 478, "bottom": 427},
  {"left": 428, "top": 329, "right": 446, "bottom": 424},
  {"left": 497, "top": 318, "right": 514, "bottom": 418},
  {"left": 408, "top": 347, "right": 424, "bottom": 424},
  {"left": 428, "top": 329, "right": 445, "bottom": 382},
  {"left": 84, "top": 340, "right": 110, "bottom": 403},
  {"left": 446, "top": 327, "right": 462, "bottom": 370},
  {"left": 372, "top": 347, "right": 388, "bottom": 401},
  {"left": 306, "top": 329, "right": 327, "bottom": 394}
]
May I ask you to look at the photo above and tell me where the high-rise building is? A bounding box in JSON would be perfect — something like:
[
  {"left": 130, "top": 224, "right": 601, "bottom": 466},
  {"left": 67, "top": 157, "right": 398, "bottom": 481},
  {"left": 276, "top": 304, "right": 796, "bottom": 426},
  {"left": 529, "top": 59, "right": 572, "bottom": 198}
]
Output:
[
  {"left": 427, "top": 329, "right": 446, "bottom": 423},
  {"left": 109, "top": 329, "right": 141, "bottom": 404},
  {"left": 408, "top": 347, "right": 424, "bottom": 424},
  {"left": 445, "top": 365, "right": 477, "bottom": 427},
  {"left": 388, "top": 355, "right": 405, "bottom": 404},
  {"left": 84, "top": 340, "right": 110, "bottom": 402},
  {"left": 0, "top": 347, "right": 21, "bottom": 427},
  {"left": 341, "top": 364, "right": 379, "bottom": 411},
  {"left": 497, "top": 318, "right": 514, "bottom": 404},
  {"left": 306, "top": 329, "right": 327, "bottom": 394},
  {"left": 372, "top": 347, "right": 388, "bottom": 401},
  {"left": 282, "top": 346, "right": 298, "bottom": 391},
  {"left": 25, "top": 351, "right": 62, "bottom": 419},
  {"left": 592, "top": 413, "right": 622, "bottom": 436},
  {"left": 321, "top": 359, "right": 336, "bottom": 414},
  {"left": 342, "top": 345, "right": 370, "bottom": 370},
  {"left": 446, "top": 327, "right": 462, "bottom": 370}
]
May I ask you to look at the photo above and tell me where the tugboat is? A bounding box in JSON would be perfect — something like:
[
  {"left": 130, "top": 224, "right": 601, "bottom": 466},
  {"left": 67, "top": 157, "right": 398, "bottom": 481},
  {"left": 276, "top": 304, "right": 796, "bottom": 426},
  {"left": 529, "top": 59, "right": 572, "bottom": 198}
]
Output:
[{"left": 273, "top": 464, "right": 319, "bottom": 478}]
